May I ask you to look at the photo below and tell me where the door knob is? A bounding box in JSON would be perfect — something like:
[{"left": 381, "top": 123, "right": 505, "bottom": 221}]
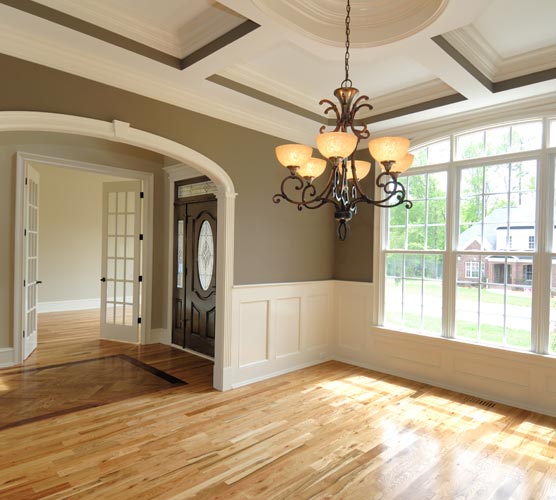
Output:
[
  {"left": 36, "top": 280, "right": 43, "bottom": 285},
  {"left": 100, "top": 277, "right": 106, "bottom": 282}
]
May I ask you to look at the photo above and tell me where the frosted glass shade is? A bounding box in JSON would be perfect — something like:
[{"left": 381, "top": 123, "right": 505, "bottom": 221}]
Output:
[
  {"left": 298, "top": 157, "right": 327, "bottom": 179},
  {"left": 316, "top": 132, "right": 358, "bottom": 160},
  {"left": 368, "top": 136, "right": 410, "bottom": 162},
  {"left": 275, "top": 144, "right": 312, "bottom": 167},
  {"left": 346, "top": 160, "right": 371, "bottom": 181},
  {"left": 391, "top": 153, "right": 414, "bottom": 174}
]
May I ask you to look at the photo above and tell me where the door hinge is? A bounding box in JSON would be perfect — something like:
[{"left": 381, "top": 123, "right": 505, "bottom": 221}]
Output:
[
  {"left": 140, "top": 192, "right": 144, "bottom": 199},
  {"left": 23, "top": 280, "right": 26, "bottom": 287},
  {"left": 25, "top": 177, "right": 28, "bottom": 185},
  {"left": 23, "top": 330, "right": 25, "bottom": 337},
  {"left": 139, "top": 234, "right": 144, "bottom": 241},
  {"left": 137, "top": 317, "right": 142, "bottom": 324},
  {"left": 24, "top": 229, "right": 27, "bottom": 236},
  {"left": 138, "top": 275, "right": 143, "bottom": 282}
]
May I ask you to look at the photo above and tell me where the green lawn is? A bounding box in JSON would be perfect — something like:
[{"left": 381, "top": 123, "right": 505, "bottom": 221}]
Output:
[
  {"left": 385, "top": 279, "right": 556, "bottom": 351},
  {"left": 386, "top": 311, "right": 532, "bottom": 349},
  {"left": 386, "top": 278, "right": 534, "bottom": 307}
]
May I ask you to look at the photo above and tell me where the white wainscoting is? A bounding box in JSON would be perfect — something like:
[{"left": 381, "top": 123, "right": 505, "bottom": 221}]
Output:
[
  {"left": 335, "top": 280, "right": 556, "bottom": 417},
  {"left": 229, "top": 281, "right": 334, "bottom": 388},
  {"left": 37, "top": 298, "right": 100, "bottom": 313}
]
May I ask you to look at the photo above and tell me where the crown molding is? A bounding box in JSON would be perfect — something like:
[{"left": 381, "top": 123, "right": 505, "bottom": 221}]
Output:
[
  {"left": 374, "top": 93, "right": 556, "bottom": 146},
  {"left": 219, "top": 65, "right": 457, "bottom": 122},
  {"left": 0, "top": 20, "right": 312, "bottom": 144},
  {"left": 442, "top": 26, "right": 498, "bottom": 80},
  {"left": 33, "top": 0, "right": 183, "bottom": 57},
  {"left": 444, "top": 25, "right": 556, "bottom": 83},
  {"left": 219, "top": 64, "right": 321, "bottom": 114},
  {"left": 365, "top": 80, "right": 456, "bottom": 118},
  {"left": 177, "top": 7, "right": 245, "bottom": 58}
]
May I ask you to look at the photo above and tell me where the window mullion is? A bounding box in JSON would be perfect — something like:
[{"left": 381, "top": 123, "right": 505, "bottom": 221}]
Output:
[
  {"left": 532, "top": 153, "right": 553, "bottom": 353},
  {"left": 443, "top": 163, "right": 458, "bottom": 339}
]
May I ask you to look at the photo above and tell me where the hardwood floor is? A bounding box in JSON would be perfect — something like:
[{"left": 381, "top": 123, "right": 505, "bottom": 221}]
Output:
[{"left": 1, "top": 311, "right": 555, "bottom": 499}]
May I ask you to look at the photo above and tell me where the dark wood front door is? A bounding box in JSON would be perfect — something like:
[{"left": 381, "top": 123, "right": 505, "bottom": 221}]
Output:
[{"left": 172, "top": 197, "right": 217, "bottom": 357}]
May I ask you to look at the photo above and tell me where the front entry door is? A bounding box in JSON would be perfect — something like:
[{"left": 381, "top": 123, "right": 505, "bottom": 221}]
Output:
[
  {"left": 100, "top": 181, "right": 142, "bottom": 343},
  {"left": 173, "top": 198, "right": 217, "bottom": 357}
]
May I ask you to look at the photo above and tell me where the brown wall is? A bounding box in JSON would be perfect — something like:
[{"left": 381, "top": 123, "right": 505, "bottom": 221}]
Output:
[
  {"left": 0, "top": 54, "right": 337, "bottom": 346},
  {"left": 333, "top": 160, "right": 375, "bottom": 283},
  {"left": 0, "top": 53, "right": 336, "bottom": 284}
]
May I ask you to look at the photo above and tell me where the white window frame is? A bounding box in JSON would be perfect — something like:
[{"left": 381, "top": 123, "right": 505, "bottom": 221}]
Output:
[
  {"left": 376, "top": 117, "right": 556, "bottom": 355},
  {"left": 465, "top": 261, "right": 481, "bottom": 279}
]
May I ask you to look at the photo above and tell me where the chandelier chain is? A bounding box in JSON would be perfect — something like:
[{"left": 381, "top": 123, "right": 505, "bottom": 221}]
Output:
[{"left": 342, "top": 0, "right": 352, "bottom": 87}]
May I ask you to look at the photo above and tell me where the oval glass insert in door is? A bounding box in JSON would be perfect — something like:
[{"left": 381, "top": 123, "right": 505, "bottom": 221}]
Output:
[{"left": 198, "top": 220, "right": 214, "bottom": 291}]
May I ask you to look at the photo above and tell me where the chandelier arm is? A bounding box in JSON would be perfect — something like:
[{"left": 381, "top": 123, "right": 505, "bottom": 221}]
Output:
[
  {"left": 349, "top": 172, "right": 413, "bottom": 208},
  {"left": 272, "top": 166, "right": 342, "bottom": 211}
]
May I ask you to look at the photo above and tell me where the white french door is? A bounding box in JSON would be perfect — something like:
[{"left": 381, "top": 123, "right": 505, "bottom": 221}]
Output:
[
  {"left": 100, "top": 181, "right": 142, "bottom": 343},
  {"left": 23, "top": 165, "right": 40, "bottom": 360}
]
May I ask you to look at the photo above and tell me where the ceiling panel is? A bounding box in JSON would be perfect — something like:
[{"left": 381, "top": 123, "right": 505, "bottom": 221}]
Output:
[
  {"left": 221, "top": 41, "right": 444, "bottom": 115},
  {"left": 473, "top": 0, "right": 556, "bottom": 58}
]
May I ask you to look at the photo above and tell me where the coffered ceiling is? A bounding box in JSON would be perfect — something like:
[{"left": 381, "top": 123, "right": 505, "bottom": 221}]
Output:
[{"left": 1, "top": 0, "right": 556, "bottom": 146}]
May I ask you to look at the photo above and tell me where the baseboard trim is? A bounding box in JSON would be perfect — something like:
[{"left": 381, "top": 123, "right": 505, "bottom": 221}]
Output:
[
  {"left": 333, "top": 355, "right": 556, "bottom": 418},
  {"left": 148, "top": 328, "right": 171, "bottom": 345},
  {"left": 0, "top": 348, "right": 15, "bottom": 368},
  {"left": 38, "top": 298, "right": 100, "bottom": 313},
  {"left": 231, "top": 357, "right": 331, "bottom": 389}
]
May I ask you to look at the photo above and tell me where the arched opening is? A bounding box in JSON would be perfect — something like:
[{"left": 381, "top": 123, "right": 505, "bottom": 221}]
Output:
[{"left": 1, "top": 111, "right": 236, "bottom": 390}]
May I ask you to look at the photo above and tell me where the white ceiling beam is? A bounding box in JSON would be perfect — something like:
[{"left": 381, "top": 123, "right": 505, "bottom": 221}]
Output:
[{"left": 411, "top": 37, "right": 493, "bottom": 100}]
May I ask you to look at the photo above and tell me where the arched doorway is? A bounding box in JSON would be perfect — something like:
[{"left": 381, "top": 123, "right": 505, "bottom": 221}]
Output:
[{"left": 1, "top": 111, "right": 236, "bottom": 391}]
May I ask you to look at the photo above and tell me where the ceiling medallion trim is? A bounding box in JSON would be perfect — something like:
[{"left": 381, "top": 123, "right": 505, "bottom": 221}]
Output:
[{"left": 252, "top": 0, "right": 448, "bottom": 48}]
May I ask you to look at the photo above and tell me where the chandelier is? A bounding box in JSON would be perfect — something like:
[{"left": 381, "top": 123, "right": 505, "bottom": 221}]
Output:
[{"left": 272, "top": 0, "right": 413, "bottom": 240}]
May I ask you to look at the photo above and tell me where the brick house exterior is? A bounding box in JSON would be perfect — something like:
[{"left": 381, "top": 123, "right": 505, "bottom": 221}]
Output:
[{"left": 457, "top": 205, "right": 555, "bottom": 290}]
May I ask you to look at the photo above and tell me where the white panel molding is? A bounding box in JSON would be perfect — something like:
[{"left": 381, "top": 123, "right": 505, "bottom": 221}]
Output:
[
  {"left": 230, "top": 280, "right": 334, "bottom": 388},
  {"left": 37, "top": 298, "right": 100, "bottom": 313},
  {"left": 0, "top": 348, "right": 15, "bottom": 368},
  {"left": 334, "top": 280, "right": 556, "bottom": 417}
]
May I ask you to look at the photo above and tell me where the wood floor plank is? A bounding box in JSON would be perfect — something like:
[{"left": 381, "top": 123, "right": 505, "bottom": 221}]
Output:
[{"left": 1, "top": 310, "right": 556, "bottom": 498}]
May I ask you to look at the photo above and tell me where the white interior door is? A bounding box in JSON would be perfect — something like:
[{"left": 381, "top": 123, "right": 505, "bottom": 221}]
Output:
[
  {"left": 100, "top": 181, "right": 142, "bottom": 343},
  {"left": 23, "top": 165, "right": 40, "bottom": 360}
]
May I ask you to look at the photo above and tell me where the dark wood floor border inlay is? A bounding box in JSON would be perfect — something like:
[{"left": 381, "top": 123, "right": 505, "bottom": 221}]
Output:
[{"left": 0, "top": 355, "right": 187, "bottom": 432}]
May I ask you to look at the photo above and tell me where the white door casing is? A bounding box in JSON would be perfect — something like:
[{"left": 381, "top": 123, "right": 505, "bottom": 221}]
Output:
[
  {"left": 100, "top": 181, "right": 142, "bottom": 343},
  {"left": 23, "top": 164, "right": 40, "bottom": 359}
]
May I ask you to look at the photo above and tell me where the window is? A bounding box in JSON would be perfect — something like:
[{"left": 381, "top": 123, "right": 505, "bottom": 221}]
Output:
[
  {"left": 382, "top": 118, "right": 556, "bottom": 355},
  {"left": 465, "top": 261, "right": 481, "bottom": 278},
  {"left": 385, "top": 172, "right": 446, "bottom": 334}
]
